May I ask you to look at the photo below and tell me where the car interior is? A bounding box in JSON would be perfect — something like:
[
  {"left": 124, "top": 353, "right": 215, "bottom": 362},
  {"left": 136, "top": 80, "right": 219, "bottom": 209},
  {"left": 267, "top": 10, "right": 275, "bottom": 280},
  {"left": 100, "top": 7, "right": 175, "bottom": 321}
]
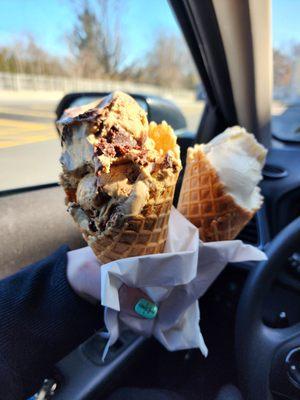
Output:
[{"left": 1, "top": 1, "right": 300, "bottom": 399}]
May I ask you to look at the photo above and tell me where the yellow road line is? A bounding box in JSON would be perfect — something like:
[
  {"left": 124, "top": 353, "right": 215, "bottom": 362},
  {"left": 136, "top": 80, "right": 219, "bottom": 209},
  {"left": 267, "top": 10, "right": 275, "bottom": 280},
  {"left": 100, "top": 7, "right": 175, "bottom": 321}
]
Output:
[
  {"left": 0, "top": 132, "right": 57, "bottom": 148},
  {"left": 0, "top": 118, "right": 50, "bottom": 129},
  {"left": 0, "top": 117, "right": 57, "bottom": 148},
  {"left": 0, "top": 141, "right": 23, "bottom": 148},
  {"left": 0, "top": 107, "right": 54, "bottom": 119},
  {"left": 0, "top": 130, "right": 56, "bottom": 139},
  {"left": 0, "top": 131, "right": 57, "bottom": 140},
  {"left": 0, "top": 126, "right": 17, "bottom": 132}
]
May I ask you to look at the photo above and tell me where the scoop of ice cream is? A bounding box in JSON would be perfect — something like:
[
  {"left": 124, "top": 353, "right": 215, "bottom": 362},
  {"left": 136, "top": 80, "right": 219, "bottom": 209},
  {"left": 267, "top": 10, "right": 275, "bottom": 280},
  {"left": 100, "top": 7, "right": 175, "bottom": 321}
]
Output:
[
  {"left": 57, "top": 91, "right": 148, "bottom": 174},
  {"left": 196, "top": 126, "right": 267, "bottom": 211}
]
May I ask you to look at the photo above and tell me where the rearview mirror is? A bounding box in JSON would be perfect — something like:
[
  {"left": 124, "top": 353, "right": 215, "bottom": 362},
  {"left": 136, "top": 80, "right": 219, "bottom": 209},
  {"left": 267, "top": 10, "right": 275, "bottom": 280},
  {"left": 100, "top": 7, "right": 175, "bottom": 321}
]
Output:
[{"left": 55, "top": 92, "right": 187, "bottom": 133}]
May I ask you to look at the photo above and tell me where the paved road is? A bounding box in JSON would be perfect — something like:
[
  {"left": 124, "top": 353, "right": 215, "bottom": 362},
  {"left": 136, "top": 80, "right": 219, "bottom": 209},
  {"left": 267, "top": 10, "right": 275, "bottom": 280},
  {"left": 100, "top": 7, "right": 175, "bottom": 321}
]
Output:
[
  {"left": 0, "top": 93, "right": 204, "bottom": 191},
  {"left": 0, "top": 98, "right": 57, "bottom": 149}
]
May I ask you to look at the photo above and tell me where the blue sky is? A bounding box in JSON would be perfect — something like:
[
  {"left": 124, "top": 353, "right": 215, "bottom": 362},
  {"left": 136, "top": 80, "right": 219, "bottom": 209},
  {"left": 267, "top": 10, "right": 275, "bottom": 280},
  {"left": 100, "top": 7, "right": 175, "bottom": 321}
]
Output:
[
  {"left": 0, "top": 0, "right": 179, "bottom": 65},
  {"left": 0, "top": 0, "right": 299, "bottom": 60},
  {"left": 272, "top": 0, "right": 300, "bottom": 50}
]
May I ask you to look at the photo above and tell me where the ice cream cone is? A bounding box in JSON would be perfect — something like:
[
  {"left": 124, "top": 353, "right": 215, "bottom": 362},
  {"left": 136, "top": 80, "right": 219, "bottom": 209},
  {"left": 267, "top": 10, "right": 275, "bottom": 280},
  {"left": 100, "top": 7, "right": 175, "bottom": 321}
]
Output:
[
  {"left": 57, "top": 92, "right": 182, "bottom": 262},
  {"left": 178, "top": 148, "right": 253, "bottom": 241},
  {"left": 178, "top": 127, "right": 267, "bottom": 242}
]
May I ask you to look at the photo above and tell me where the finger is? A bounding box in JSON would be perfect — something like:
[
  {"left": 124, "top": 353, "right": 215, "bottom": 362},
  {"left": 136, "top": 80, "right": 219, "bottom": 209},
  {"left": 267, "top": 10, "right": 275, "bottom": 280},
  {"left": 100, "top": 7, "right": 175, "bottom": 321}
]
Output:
[
  {"left": 67, "top": 248, "right": 102, "bottom": 303},
  {"left": 79, "top": 259, "right": 102, "bottom": 301}
]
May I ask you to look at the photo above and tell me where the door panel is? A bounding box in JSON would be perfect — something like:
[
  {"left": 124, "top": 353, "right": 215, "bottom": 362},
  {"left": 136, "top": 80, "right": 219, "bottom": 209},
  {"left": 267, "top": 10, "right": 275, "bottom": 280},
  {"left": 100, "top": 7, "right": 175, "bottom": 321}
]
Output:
[{"left": 0, "top": 186, "right": 84, "bottom": 279}]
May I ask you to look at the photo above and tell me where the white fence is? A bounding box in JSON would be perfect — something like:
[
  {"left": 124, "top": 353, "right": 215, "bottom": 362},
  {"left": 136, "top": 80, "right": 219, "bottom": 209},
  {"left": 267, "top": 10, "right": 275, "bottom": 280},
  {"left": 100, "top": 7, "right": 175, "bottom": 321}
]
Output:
[{"left": 0, "top": 72, "right": 195, "bottom": 101}]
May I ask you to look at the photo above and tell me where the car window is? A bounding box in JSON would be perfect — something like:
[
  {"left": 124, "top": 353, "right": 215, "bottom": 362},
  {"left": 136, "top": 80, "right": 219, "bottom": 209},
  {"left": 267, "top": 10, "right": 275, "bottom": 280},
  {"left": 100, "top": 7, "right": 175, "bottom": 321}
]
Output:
[
  {"left": 272, "top": 0, "right": 300, "bottom": 142},
  {"left": 0, "top": 0, "right": 204, "bottom": 191}
]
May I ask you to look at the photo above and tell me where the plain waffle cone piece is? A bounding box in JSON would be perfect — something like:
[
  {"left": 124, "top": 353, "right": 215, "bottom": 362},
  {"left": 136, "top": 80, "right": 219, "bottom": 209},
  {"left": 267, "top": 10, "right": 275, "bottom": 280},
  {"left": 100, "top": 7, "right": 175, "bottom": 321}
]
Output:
[
  {"left": 177, "top": 149, "right": 254, "bottom": 242},
  {"left": 85, "top": 178, "right": 177, "bottom": 263}
]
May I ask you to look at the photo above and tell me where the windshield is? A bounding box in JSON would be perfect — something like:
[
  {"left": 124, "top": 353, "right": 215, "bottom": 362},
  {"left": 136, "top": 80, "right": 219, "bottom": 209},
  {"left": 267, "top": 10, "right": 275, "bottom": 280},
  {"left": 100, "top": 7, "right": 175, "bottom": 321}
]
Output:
[{"left": 0, "top": 0, "right": 204, "bottom": 191}]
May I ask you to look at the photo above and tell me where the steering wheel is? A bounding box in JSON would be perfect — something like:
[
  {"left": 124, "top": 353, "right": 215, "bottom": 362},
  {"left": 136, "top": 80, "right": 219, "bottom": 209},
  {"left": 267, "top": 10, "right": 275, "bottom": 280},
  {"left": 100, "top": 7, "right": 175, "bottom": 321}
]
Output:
[{"left": 236, "top": 217, "right": 300, "bottom": 400}]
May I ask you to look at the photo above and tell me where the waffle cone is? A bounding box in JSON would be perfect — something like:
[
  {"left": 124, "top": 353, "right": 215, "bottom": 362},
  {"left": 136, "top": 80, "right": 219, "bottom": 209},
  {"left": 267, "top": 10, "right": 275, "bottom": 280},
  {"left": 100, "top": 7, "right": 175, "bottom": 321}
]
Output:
[
  {"left": 83, "top": 175, "right": 178, "bottom": 263},
  {"left": 58, "top": 92, "right": 182, "bottom": 262},
  {"left": 177, "top": 148, "right": 254, "bottom": 242}
]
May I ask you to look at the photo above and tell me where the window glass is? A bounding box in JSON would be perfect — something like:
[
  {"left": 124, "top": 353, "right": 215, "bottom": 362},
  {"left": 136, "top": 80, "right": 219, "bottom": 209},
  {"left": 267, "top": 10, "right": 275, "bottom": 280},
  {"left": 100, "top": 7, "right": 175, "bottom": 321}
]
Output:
[
  {"left": 0, "top": 0, "right": 204, "bottom": 191},
  {"left": 272, "top": 0, "right": 300, "bottom": 141}
]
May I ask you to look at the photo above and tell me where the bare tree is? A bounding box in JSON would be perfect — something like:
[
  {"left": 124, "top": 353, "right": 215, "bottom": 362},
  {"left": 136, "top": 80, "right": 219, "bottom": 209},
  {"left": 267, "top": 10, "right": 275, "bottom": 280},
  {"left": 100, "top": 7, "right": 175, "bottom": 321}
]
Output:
[
  {"left": 134, "top": 32, "right": 199, "bottom": 89},
  {"left": 0, "top": 34, "right": 66, "bottom": 76},
  {"left": 67, "top": 0, "right": 124, "bottom": 79}
]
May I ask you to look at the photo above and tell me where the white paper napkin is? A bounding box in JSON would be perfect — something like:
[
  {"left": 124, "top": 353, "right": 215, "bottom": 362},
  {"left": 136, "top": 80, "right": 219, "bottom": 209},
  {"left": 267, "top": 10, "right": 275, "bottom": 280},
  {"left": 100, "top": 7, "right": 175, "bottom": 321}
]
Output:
[{"left": 100, "top": 207, "right": 267, "bottom": 358}]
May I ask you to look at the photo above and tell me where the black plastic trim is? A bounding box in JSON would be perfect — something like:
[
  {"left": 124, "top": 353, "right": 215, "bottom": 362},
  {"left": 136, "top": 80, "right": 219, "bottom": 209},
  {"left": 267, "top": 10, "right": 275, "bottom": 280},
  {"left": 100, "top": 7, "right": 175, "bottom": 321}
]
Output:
[
  {"left": 170, "top": 0, "right": 238, "bottom": 142},
  {"left": 263, "top": 164, "right": 288, "bottom": 180},
  {"left": 52, "top": 332, "right": 147, "bottom": 400},
  {"left": 0, "top": 182, "right": 59, "bottom": 198},
  {"left": 169, "top": 0, "right": 216, "bottom": 108}
]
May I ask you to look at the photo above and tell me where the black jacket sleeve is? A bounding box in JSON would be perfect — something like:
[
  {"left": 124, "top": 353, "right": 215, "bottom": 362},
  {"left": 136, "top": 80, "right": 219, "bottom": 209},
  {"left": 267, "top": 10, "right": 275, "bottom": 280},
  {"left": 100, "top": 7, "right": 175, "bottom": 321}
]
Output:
[{"left": 0, "top": 245, "right": 102, "bottom": 400}]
